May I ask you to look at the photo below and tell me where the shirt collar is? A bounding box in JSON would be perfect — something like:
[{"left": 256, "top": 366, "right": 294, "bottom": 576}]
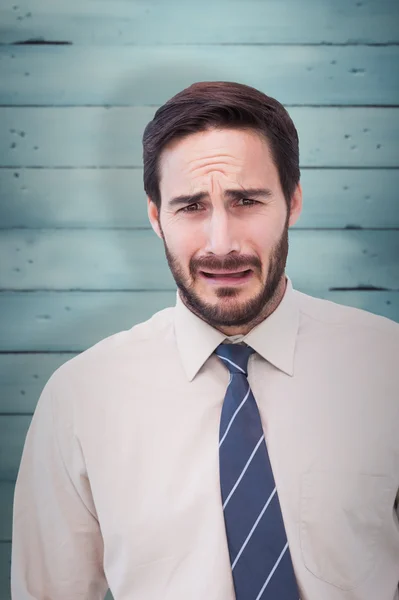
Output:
[{"left": 174, "top": 275, "right": 300, "bottom": 381}]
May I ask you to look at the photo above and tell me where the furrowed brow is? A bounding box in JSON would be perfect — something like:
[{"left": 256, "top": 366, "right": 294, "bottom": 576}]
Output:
[
  {"left": 168, "top": 192, "right": 209, "bottom": 208},
  {"left": 167, "top": 187, "right": 272, "bottom": 208},
  {"left": 224, "top": 188, "right": 272, "bottom": 200}
]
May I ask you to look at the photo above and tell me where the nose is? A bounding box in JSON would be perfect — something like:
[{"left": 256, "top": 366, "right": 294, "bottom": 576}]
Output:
[{"left": 203, "top": 208, "right": 240, "bottom": 255}]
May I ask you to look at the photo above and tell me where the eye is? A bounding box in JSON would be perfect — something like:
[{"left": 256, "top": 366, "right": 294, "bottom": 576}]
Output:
[
  {"left": 180, "top": 203, "right": 202, "bottom": 213},
  {"left": 238, "top": 198, "right": 258, "bottom": 206}
]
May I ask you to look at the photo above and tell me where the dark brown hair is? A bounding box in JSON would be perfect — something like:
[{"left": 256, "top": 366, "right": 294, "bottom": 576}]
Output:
[{"left": 142, "top": 81, "right": 300, "bottom": 210}]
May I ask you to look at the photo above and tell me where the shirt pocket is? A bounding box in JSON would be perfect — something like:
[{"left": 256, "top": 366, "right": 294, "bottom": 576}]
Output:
[{"left": 299, "top": 470, "right": 392, "bottom": 591}]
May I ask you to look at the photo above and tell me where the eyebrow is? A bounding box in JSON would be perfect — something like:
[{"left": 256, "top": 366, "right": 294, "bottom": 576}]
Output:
[{"left": 167, "top": 187, "right": 272, "bottom": 208}]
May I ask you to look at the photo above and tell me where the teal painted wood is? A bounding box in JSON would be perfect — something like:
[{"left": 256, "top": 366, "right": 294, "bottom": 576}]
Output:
[
  {"left": 1, "top": 168, "right": 399, "bottom": 229},
  {"left": 1, "top": 107, "right": 398, "bottom": 168},
  {"left": 0, "top": 229, "right": 398, "bottom": 291},
  {"left": 0, "top": 291, "right": 177, "bottom": 352},
  {"left": 0, "top": 2, "right": 397, "bottom": 599},
  {"left": 0, "top": 284, "right": 396, "bottom": 410},
  {"left": 0, "top": 290, "right": 397, "bottom": 353},
  {"left": 2, "top": 45, "right": 399, "bottom": 106},
  {"left": 0, "top": 484, "right": 13, "bottom": 541},
  {"left": 0, "top": 543, "right": 11, "bottom": 600},
  {"left": 0, "top": 353, "right": 77, "bottom": 412},
  {"left": 0, "top": 0, "right": 398, "bottom": 44},
  {"left": 0, "top": 416, "right": 31, "bottom": 481}
]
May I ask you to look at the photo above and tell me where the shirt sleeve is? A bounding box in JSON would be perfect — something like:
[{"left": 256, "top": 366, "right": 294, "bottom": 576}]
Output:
[{"left": 11, "top": 371, "right": 109, "bottom": 600}]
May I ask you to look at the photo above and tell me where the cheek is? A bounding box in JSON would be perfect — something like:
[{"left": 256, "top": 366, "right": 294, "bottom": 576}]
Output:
[
  {"left": 164, "top": 223, "right": 203, "bottom": 260},
  {"left": 246, "top": 220, "right": 276, "bottom": 255}
]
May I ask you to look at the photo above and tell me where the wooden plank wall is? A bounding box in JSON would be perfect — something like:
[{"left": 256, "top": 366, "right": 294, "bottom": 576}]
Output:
[{"left": 0, "top": 1, "right": 398, "bottom": 597}]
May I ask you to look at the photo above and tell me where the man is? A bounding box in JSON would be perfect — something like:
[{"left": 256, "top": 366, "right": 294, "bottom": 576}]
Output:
[{"left": 11, "top": 81, "right": 399, "bottom": 600}]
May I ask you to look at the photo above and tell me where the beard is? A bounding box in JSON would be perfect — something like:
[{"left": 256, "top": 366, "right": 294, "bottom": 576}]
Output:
[{"left": 159, "top": 214, "right": 289, "bottom": 329}]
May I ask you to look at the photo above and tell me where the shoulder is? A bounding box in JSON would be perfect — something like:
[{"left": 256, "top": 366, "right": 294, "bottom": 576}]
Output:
[
  {"left": 294, "top": 288, "right": 399, "bottom": 349},
  {"left": 48, "top": 304, "right": 176, "bottom": 389}
]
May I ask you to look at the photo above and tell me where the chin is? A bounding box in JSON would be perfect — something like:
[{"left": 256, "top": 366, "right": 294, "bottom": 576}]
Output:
[{"left": 210, "top": 284, "right": 258, "bottom": 301}]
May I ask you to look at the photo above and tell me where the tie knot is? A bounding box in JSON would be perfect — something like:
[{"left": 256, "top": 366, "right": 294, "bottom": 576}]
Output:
[{"left": 215, "top": 343, "right": 255, "bottom": 375}]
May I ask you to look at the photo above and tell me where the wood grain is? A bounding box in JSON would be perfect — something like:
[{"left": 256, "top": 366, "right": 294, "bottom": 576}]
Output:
[
  {"left": 1, "top": 0, "right": 398, "bottom": 45},
  {"left": 1, "top": 229, "right": 398, "bottom": 291},
  {"left": 0, "top": 543, "right": 11, "bottom": 599},
  {"left": 1, "top": 107, "right": 398, "bottom": 168},
  {"left": 2, "top": 45, "right": 398, "bottom": 106},
  {"left": 0, "top": 484, "right": 13, "bottom": 541},
  {"left": 1, "top": 0, "right": 398, "bottom": 596},
  {"left": 0, "top": 283, "right": 397, "bottom": 410},
  {"left": 1, "top": 168, "right": 399, "bottom": 228},
  {"left": 0, "top": 291, "right": 177, "bottom": 352},
  {"left": 0, "top": 416, "right": 31, "bottom": 481}
]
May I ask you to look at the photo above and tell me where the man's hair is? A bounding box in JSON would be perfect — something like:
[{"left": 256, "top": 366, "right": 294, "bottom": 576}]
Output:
[{"left": 142, "top": 81, "right": 300, "bottom": 210}]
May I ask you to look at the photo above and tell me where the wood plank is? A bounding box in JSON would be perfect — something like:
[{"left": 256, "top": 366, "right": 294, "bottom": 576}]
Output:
[
  {"left": 0, "top": 290, "right": 176, "bottom": 352},
  {"left": 0, "top": 285, "right": 397, "bottom": 409},
  {"left": 0, "top": 542, "right": 114, "bottom": 599},
  {"left": 1, "top": 107, "right": 398, "bottom": 168},
  {"left": 5, "top": 275, "right": 399, "bottom": 480},
  {"left": 1, "top": 168, "right": 399, "bottom": 229},
  {"left": 0, "top": 228, "right": 174, "bottom": 290},
  {"left": 2, "top": 45, "right": 399, "bottom": 106},
  {"left": 0, "top": 543, "right": 11, "bottom": 600},
  {"left": 0, "top": 416, "right": 31, "bottom": 481},
  {"left": 0, "top": 483, "right": 14, "bottom": 542},
  {"left": 0, "top": 229, "right": 398, "bottom": 291},
  {"left": 0, "top": 0, "right": 398, "bottom": 44},
  {"left": 0, "top": 353, "right": 76, "bottom": 413}
]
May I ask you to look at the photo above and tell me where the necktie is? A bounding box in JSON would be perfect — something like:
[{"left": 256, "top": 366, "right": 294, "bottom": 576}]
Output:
[{"left": 215, "top": 343, "right": 299, "bottom": 600}]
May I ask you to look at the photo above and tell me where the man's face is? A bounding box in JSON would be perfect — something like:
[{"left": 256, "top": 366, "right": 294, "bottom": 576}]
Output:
[{"left": 148, "top": 127, "right": 302, "bottom": 330}]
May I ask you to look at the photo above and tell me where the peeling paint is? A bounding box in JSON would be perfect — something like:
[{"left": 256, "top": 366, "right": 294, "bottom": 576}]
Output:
[
  {"left": 330, "top": 285, "right": 390, "bottom": 291},
  {"left": 12, "top": 38, "right": 72, "bottom": 45}
]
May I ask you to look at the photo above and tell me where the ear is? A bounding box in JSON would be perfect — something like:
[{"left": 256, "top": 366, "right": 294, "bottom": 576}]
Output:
[
  {"left": 147, "top": 197, "right": 163, "bottom": 239},
  {"left": 288, "top": 182, "right": 303, "bottom": 227}
]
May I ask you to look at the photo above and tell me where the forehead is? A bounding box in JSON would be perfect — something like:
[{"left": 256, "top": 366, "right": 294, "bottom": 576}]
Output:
[{"left": 158, "top": 127, "right": 278, "bottom": 196}]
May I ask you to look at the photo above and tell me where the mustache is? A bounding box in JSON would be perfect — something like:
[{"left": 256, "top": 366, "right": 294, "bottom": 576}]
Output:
[{"left": 190, "top": 254, "right": 262, "bottom": 275}]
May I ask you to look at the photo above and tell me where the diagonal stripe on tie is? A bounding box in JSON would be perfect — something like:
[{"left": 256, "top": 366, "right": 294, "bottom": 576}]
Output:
[
  {"left": 219, "top": 385, "right": 251, "bottom": 447},
  {"left": 223, "top": 434, "right": 264, "bottom": 509},
  {"left": 231, "top": 486, "right": 277, "bottom": 569},
  {"left": 215, "top": 343, "right": 300, "bottom": 600}
]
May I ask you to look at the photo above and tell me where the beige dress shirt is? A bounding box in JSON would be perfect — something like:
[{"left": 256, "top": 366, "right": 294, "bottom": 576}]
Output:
[{"left": 11, "top": 276, "right": 399, "bottom": 600}]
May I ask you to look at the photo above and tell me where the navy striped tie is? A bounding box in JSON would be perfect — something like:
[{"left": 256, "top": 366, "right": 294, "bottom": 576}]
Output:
[{"left": 216, "top": 343, "right": 299, "bottom": 600}]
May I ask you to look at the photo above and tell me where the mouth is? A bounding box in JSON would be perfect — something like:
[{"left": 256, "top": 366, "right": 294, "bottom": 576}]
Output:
[{"left": 199, "top": 269, "right": 253, "bottom": 285}]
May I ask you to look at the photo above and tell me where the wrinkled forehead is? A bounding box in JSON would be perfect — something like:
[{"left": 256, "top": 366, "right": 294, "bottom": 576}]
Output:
[{"left": 158, "top": 127, "right": 278, "bottom": 200}]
